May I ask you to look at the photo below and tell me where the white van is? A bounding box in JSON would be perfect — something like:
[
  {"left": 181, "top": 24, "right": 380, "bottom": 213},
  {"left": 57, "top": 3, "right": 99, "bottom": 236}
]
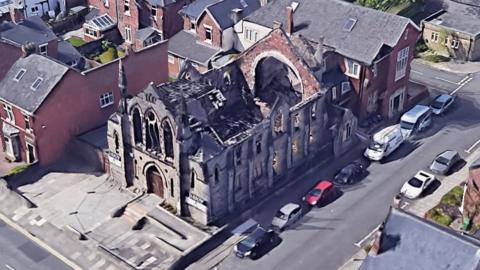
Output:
[
  {"left": 364, "top": 125, "right": 404, "bottom": 161},
  {"left": 400, "top": 105, "right": 432, "bottom": 138}
]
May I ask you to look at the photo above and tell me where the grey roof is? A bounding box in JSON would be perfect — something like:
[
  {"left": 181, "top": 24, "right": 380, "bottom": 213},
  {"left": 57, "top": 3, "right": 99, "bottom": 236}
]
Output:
[
  {"left": 426, "top": 10, "right": 480, "bottom": 36},
  {"left": 360, "top": 208, "right": 480, "bottom": 270},
  {"left": 136, "top": 27, "right": 157, "bottom": 42},
  {"left": 179, "top": 0, "right": 222, "bottom": 21},
  {"left": 322, "top": 68, "right": 348, "bottom": 88},
  {"left": 206, "top": 0, "right": 261, "bottom": 30},
  {"left": 168, "top": 30, "right": 221, "bottom": 65},
  {"left": 0, "top": 16, "right": 56, "bottom": 46},
  {"left": 78, "top": 125, "right": 108, "bottom": 150},
  {"left": 57, "top": 40, "right": 83, "bottom": 66},
  {"left": 0, "top": 54, "right": 69, "bottom": 113},
  {"left": 145, "top": 0, "right": 176, "bottom": 7},
  {"left": 245, "top": 0, "right": 414, "bottom": 64}
]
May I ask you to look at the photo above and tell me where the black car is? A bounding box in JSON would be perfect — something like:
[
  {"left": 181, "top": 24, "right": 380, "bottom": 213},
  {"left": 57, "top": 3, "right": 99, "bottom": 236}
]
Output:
[
  {"left": 334, "top": 162, "right": 366, "bottom": 185},
  {"left": 234, "top": 227, "right": 275, "bottom": 259}
]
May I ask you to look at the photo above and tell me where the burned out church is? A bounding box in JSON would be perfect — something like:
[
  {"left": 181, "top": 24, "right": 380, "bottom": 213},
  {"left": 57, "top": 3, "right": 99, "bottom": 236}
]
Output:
[{"left": 107, "top": 29, "right": 357, "bottom": 225}]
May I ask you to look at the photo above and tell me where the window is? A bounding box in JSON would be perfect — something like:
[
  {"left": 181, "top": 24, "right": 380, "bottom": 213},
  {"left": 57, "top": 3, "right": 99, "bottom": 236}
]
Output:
[
  {"left": 451, "top": 39, "right": 460, "bottom": 49},
  {"left": 273, "top": 113, "right": 283, "bottom": 133},
  {"left": 341, "top": 81, "right": 351, "bottom": 95},
  {"left": 395, "top": 46, "right": 409, "bottom": 81},
  {"left": 404, "top": 28, "right": 409, "bottom": 40},
  {"left": 31, "top": 77, "right": 43, "bottom": 90},
  {"left": 151, "top": 6, "right": 157, "bottom": 20},
  {"left": 235, "top": 147, "right": 242, "bottom": 165},
  {"left": 235, "top": 174, "right": 241, "bottom": 190},
  {"left": 204, "top": 26, "right": 212, "bottom": 43},
  {"left": 168, "top": 54, "right": 175, "bottom": 64},
  {"left": 255, "top": 136, "right": 262, "bottom": 154},
  {"left": 14, "top": 69, "right": 26, "bottom": 82},
  {"left": 293, "top": 113, "right": 300, "bottom": 130},
  {"left": 214, "top": 168, "right": 219, "bottom": 184},
  {"left": 344, "top": 59, "right": 360, "bottom": 79},
  {"left": 103, "top": 0, "right": 109, "bottom": 7},
  {"left": 23, "top": 114, "right": 31, "bottom": 131},
  {"left": 125, "top": 26, "right": 132, "bottom": 43},
  {"left": 132, "top": 108, "right": 142, "bottom": 144},
  {"left": 190, "top": 170, "right": 196, "bottom": 189},
  {"left": 343, "top": 18, "right": 357, "bottom": 32},
  {"left": 85, "top": 27, "right": 97, "bottom": 37},
  {"left": 31, "top": 6, "right": 39, "bottom": 13},
  {"left": 3, "top": 104, "right": 14, "bottom": 123},
  {"left": 134, "top": 159, "right": 138, "bottom": 178},
  {"left": 39, "top": 44, "right": 47, "bottom": 56},
  {"left": 163, "top": 120, "right": 174, "bottom": 159},
  {"left": 99, "top": 92, "right": 114, "bottom": 108},
  {"left": 124, "top": 0, "right": 130, "bottom": 15},
  {"left": 372, "top": 62, "right": 378, "bottom": 78},
  {"left": 431, "top": 32, "right": 439, "bottom": 43},
  {"left": 343, "top": 123, "right": 352, "bottom": 141},
  {"left": 170, "top": 178, "right": 174, "bottom": 197},
  {"left": 311, "top": 102, "right": 317, "bottom": 119},
  {"left": 190, "top": 22, "right": 196, "bottom": 30},
  {"left": 331, "top": 86, "right": 337, "bottom": 100},
  {"left": 245, "top": 28, "right": 258, "bottom": 42},
  {"left": 113, "top": 131, "right": 120, "bottom": 153}
]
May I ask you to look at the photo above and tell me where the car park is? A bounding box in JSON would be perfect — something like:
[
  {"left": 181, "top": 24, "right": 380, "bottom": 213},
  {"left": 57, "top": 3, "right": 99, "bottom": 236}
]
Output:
[
  {"left": 334, "top": 162, "right": 366, "bottom": 185},
  {"left": 302, "top": 180, "right": 338, "bottom": 206},
  {"left": 400, "top": 170, "right": 435, "bottom": 199},
  {"left": 430, "top": 94, "right": 455, "bottom": 115},
  {"left": 430, "top": 150, "right": 460, "bottom": 175},
  {"left": 234, "top": 226, "right": 276, "bottom": 259},
  {"left": 271, "top": 203, "right": 302, "bottom": 231}
]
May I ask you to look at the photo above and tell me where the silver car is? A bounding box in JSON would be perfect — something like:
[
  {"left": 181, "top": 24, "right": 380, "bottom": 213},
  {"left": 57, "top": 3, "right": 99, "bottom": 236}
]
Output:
[
  {"left": 430, "top": 150, "right": 460, "bottom": 175},
  {"left": 271, "top": 203, "right": 302, "bottom": 231},
  {"left": 430, "top": 94, "right": 455, "bottom": 115}
]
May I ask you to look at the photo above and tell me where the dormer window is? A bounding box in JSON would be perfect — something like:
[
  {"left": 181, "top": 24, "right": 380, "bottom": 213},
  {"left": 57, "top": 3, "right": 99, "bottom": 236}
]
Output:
[
  {"left": 14, "top": 69, "right": 26, "bottom": 82},
  {"left": 31, "top": 77, "right": 43, "bottom": 90},
  {"left": 39, "top": 44, "right": 47, "bottom": 55}
]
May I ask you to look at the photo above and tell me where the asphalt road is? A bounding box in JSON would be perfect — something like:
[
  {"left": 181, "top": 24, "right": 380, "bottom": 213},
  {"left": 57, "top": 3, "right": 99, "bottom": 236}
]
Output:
[
  {"left": 216, "top": 64, "right": 480, "bottom": 270},
  {"left": 0, "top": 220, "right": 71, "bottom": 270}
]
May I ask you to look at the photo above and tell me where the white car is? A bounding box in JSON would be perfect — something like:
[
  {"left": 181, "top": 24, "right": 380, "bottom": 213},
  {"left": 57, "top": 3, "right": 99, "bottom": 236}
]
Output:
[{"left": 400, "top": 170, "right": 435, "bottom": 199}]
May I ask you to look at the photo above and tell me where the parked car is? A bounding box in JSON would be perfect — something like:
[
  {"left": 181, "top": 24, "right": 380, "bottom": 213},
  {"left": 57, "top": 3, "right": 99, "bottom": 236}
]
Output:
[
  {"left": 302, "top": 180, "right": 338, "bottom": 206},
  {"left": 234, "top": 226, "right": 276, "bottom": 259},
  {"left": 271, "top": 203, "right": 302, "bottom": 231},
  {"left": 400, "top": 105, "right": 432, "bottom": 138},
  {"left": 430, "top": 94, "right": 455, "bottom": 115},
  {"left": 334, "top": 162, "right": 366, "bottom": 185},
  {"left": 364, "top": 124, "right": 404, "bottom": 161},
  {"left": 400, "top": 170, "right": 435, "bottom": 199},
  {"left": 430, "top": 150, "right": 460, "bottom": 175}
]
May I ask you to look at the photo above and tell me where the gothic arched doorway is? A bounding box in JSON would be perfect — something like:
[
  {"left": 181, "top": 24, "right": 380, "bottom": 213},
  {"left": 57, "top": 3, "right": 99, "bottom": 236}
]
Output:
[{"left": 146, "top": 165, "right": 164, "bottom": 198}]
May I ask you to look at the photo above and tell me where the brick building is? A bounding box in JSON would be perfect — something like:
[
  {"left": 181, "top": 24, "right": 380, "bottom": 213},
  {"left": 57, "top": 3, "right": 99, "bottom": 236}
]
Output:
[
  {"left": 87, "top": 0, "right": 193, "bottom": 48},
  {"left": 464, "top": 158, "right": 480, "bottom": 229},
  {"left": 0, "top": 41, "right": 168, "bottom": 165},
  {"left": 236, "top": 0, "right": 421, "bottom": 120},
  {"left": 167, "top": 0, "right": 262, "bottom": 78},
  {"left": 107, "top": 29, "right": 357, "bottom": 224}
]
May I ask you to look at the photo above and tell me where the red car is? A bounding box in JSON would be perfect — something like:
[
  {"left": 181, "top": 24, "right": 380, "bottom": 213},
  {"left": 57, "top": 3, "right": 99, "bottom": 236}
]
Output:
[{"left": 303, "top": 180, "right": 337, "bottom": 206}]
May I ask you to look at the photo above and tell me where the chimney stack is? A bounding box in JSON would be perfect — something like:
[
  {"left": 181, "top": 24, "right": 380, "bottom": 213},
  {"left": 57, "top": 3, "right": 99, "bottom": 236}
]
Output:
[
  {"left": 230, "top": 8, "right": 243, "bottom": 25},
  {"left": 272, "top": 20, "right": 282, "bottom": 30},
  {"left": 9, "top": 5, "right": 24, "bottom": 24},
  {"left": 286, "top": 6, "right": 293, "bottom": 35},
  {"left": 21, "top": 42, "right": 35, "bottom": 58}
]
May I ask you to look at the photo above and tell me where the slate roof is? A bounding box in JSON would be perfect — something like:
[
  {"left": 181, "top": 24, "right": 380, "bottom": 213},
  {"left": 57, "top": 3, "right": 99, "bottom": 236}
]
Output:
[
  {"left": 168, "top": 30, "right": 221, "bottom": 65},
  {"left": 0, "top": 16, "right": 56, "bottom": 46},
  {"left": 136, "top": 27, "right": 157, "bottom": 42},
  {"left": 0, "top": 54, "right": 69, "bottom": 113},
  {"left": 57, "top": 40, "right": 83, "bottom": 66},
  {"left": 425, "top": 9, "right": 480, "bottom": 36},
  {"left": 179, "top": 0, "right": 222, "bottom": 21},
  {"left": 360, "top": 208, "right": 480, "bottom": 270},
  {"left": 145, "top": 0, "right": 176, "bottom": 7},
  {"left": 245, "top": 0, "right": 414, "bottom": 64},
  {"left": 206, "top": 0, "right": 261, "bottom": 30}
]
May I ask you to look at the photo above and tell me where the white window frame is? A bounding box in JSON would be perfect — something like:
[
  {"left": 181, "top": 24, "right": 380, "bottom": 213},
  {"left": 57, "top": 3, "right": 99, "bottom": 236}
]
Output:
[
  {"left": 125, "top": 25, "right": 132, "bottom": 43},
  {"left": 85, "top": 26, "right": 97, "bottom": 38},
  {"left": 124, "top": 0, "right": 130, "bottom": 15},
  {"left": 99, "top": 92, "right": 114, "bottom": 108},
  {"left": 331, "top": 86, "right": 337, "bottom": 100},
  {"left": 431, "top": 32, "right": 439, "bottom": 43},
  {"left": 245, "top": 28, "right": 258, "bottom": 42},
  {"left": 26, "top": 142, "right": 36, "bottom": 163},
  {"left": 204, "top": 25, "right": 212, "bottom": 43},
  {"left": 341, "top": 81, "right": 351, "bottom": 95},
  {"left": 151, "top": 6, "right": 157, "bottom": 20},
  {"left": 395, "top": 46, "right": 409, "bottom": 81},
  {"left": 344, "top": 58, "right": 360, "bottom": 79},
  {"left": 39, "top": 44, "right": 47, "bottom": 56},
  {"left": 31, "top": 6, "right": 39, "bottom": 13},
  {"left": 451, "top": 39, "right": 460, "bottom": 49},
  {"left": 31, "top": 77, "right": 43, "bottom": 91},
  {"left": 3, "top": 104, "right": 14, "bottom": 123},
  {"left": 168, "top": 54, "right": 175, "bottom": 64},
  {"left": 23, "top": 113, "right": 31, "bottom": 132},
  {"left": 14, "top": 69, "right": 26, "bottom": 82},
  {"left": 103, "top": 0, "right": 109, "bottom": 7}
]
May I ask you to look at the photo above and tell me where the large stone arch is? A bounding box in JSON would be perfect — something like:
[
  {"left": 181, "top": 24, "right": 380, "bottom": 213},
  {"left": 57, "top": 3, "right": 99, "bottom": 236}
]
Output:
[
  {"left": 251, "top": 50, "right": 304, "bottom": 95},
  {"left": 143, "top": 162, "right": 166, "bottom": 198}
]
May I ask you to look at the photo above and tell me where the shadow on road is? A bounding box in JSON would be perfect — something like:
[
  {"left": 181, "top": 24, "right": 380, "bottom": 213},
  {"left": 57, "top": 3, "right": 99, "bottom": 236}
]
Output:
[{"left": 381, "top": 140, "right": 423, "bottom": 164}]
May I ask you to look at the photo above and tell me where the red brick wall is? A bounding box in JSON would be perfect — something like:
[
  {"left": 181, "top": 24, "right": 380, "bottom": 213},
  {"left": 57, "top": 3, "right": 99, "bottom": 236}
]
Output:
[
  {"left": 196, "top": 12, "right": 222, "bottom": 48},
  {"left": 0, "top": 104, "right": 35, "bottom": 162},
  {"left": 168, "top": 53, "right": 181, "bottom": 78},
  {"left": 237, "top": 29, "right": 322, "bottom": 99},
  {"left": 161, "top": 0, "right": 193, "bottom": 38},
  {"left": 26, "top": 42, "right": 169, "bottom": 165},
  {"left": 0, "top": 42, "right": 22, "bottom": 81},
  {"left": 88, "top": 0, "right": 117, "bottom": 20}
]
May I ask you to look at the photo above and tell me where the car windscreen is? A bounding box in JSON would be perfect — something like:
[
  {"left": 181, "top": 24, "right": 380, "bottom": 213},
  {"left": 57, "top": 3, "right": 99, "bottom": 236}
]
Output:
[
  {"left": 275, "top": 210, "right": 287, "bottom": 219},
  {"left": 408, "top": 177, "right": 423, "bottom": 188},
  {"left": 309, "top": 189, "right": 323, "bottom": 196},
  {"left": 431, "top": 100, "right": 444, "bottom": 109},
  {"left": 239, "top": 236, "right": 256, "bottom": 249},
  {"left": 400, "top": 120, "right": 415, "bottom": 130},
  {"left": 369, "top": 142, "right": 385, "bottom": 151},
  {"left": 435, "top": 156, "right": 450, "bottom": 165}
]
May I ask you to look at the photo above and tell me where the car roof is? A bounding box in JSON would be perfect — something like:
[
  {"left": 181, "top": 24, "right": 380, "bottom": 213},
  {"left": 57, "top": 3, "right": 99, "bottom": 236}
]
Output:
[
  {"left": 438, "top": 150, "right": 458, "bottom": 159},
  {"left": 401, "top": 105, "right": 430, "bottom": 123},
  {"left": 414, "top": 170, "right": 433, "bottom": 182},
  {"left": 315, "top": 180, "right": 333, "bottom": 190},
  {"left": 435, "top": 94, "right": 452, "bottom": 103},
  {"left": 279, "top": 203, "right": 301, "bottom": 214},
  {"left": 249, "top": 227, "right": 267, "bottom": 240}
]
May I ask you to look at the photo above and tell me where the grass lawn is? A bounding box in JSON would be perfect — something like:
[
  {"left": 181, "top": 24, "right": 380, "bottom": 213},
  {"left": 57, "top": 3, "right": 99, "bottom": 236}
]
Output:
[
  {"left": 8, "top": 164, "right": 29, "bottom": 176},
  {"left": 68, "top": 36, "right": 86, "bottom": 47},
  {"left": 99, "top": 47, "right": 118, "bottom": 64},
  {"left": 425, "top": 186, "right": 464, "bottom": 227}
]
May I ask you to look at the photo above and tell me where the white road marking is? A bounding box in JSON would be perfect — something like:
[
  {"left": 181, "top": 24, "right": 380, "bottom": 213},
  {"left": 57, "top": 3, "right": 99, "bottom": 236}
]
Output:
[
  {"left": 354, "top": 224, "right": 381, "bottom": 247},
  {"left": 411, "top": 70, "right": 423, "bottom": 75},
  {"left": 434, "top": 76, "right": 460, "bottom": 85},
  {"left": 466, "top": 138, "right": 480, "bottom": 154},
  {"left": 5, "top": 264, "right": 15, "bottom": 270},
  {"left": 458, "top": 75, "right": 470, "bottom": 85},
  {"left": 451, "top": 77, "right": 473, "bottom": 95},
  {"left": 400, "top": 201, "right": 410, "bottom": 209}
]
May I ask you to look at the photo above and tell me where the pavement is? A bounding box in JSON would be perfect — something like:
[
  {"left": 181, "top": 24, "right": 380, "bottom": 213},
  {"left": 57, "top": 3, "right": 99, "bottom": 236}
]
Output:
[
  {"left": 413, "top": 58, "right": 480, "bottom": 74},
  {"left": 189, "top": 61, "right": 480, "bottom": 270}
]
